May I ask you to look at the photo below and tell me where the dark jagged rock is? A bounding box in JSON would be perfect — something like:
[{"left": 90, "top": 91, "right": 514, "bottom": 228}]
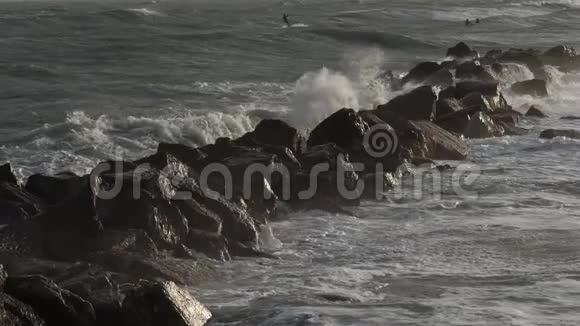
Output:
[
  {"left": 0, "top": 182, "right": 43, "bottom": 225},
  {"left": 511, "top": 79, "right": 548, "bottom": 97},
  {"left": 447, "top": 42, "right": 478, "bottom": 59},
  {"left": 539, "top": 129, "right": 580, "bottom": 139},
  {"left": 401, "top": 120, "right": 469, "bottom": 160},
  {"left": 460, "top": 91, "right": 510, "bottom": 114},
  {"left": 152, "top": 143, "right": 206, "bottom": 172},
  {"left": 401, "top": 62, "right": 441, "bottom": 85},
  {"left": 455, "top": 61, "right": 495, "bottom": 81},
  {"left": 525, "top": 105, "right": 548, "bottom": 118},
  {"left": 463, "top": 112, "right": 504, "bottom": 138},
  {"left": 0, "top": 292, "right": 46, "bottom": 326},
  {"left": 90, "top": 253, "right": 218, "bottom": 286},
  {"left": 122, "top": 280, "right": 212, "bottom": 326},
  {"left": 0, "top": 163, "right": 18, "bottom": 185},
  {"left": 401, "top": 62, "right": 452, "bottom": 87},
  {"left": 436, "top": 98, "right": 463, "bottom": 120},
  {"left": 376, "top": 86, "right": 437, "bottom": 121},
  {"left": 25, "top": 172, "right": 88, "bottom": 206},
  {"left": 235, "top": 119, "right": 306, "bottom": 156},
  {"left": 435, "top": 108, "right": 471, "bottom": 135},
  {"left": 307, "top": 108, "right": 368, "bottom": 150},
  {"left": 438, "top": 86, "right": 456, "bottom": 101},
  {"left": 4, "top": 275, "right": 96, "bottom": 326},
  {"left": 59, "top": 270, "right": 125, "bottom": 325}
]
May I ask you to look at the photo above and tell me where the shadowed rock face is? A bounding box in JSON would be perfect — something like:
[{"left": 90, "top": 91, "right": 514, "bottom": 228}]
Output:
[
  {"left": 0, "top": 292, "right": 46, "bottom": 326},
  {"left": 376, "top": 86, "right": 437, "bottom": 121},
  {"left": 401, "top": 62, "right": 452, "bottom": 88},
  {"left": 307, "top": 108, "right": 368, "bottom": 150},
  {"left": 4, "top": 275, "right": 96, "bottom": 326},
  {"left": 526, "top": 105, "right": 548, "bottom": 118},
  {"left": 0, "top": 164, "right": 18, "bottom": 185},
  {"left": 464, "top": 112, "right": 505, "bottom": 139},
  {"left": 122, "top": 280, "right": 212, "bottom": 326}
]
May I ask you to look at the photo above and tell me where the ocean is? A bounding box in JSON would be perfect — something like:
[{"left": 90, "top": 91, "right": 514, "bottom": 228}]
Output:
[{"left": 1, "top": 0, "right": 580, "bottom": 324}]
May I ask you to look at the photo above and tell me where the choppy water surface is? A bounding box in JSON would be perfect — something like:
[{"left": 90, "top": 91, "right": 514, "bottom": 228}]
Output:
[{"left": 1, "top": 0, "right": 580, "bottom": 324}]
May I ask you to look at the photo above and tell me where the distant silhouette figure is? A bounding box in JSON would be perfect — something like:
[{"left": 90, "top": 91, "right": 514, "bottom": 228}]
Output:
[
  {"left": 465, "top": 19, "right": 471, "bottom": 26},
  {"left": 476, "top": 18, "right": 480, "bottom": 24},
  {"left": 283, "top": 13, "right": 290, "bottom": 26}
]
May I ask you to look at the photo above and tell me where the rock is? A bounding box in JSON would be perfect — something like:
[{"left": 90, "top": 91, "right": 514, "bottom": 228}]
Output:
[
  {"left": 59, "top": 270, "right": 125, "bottom": 325},
  {"left": 0, "top": 264, "right": 6, "bottom": 287},
  {"left": 497, "top": 48, "right": 545, "bottom": 78},
  {"left": 122, "top": 280, "right": 212, "bottom": 326},
  {"left": 0, "top": 182, "right": 43, "bottom": 225},
  {"left": 307, "top": 108, "right": 368, "bottom": 150},
  {"left": 4, "top": 275, "right": 96, "bottom": 326},
  {"left": 25, "top": 172, "right": 87, "bottom": 206},
  {"left": 446, "top": 42, "right": 478, "bottom": 59},
  {"left": 560, "top": 116, "right": 580, "bottom": 120},
  {"left": 463, "top": 112, "right": 505, "bottom": 138},
  {"left": 402, "top": 120, "right": 469, "bottom": 160},
  {"left": 376, "top": 86, "right": 437, "bottom": 121},
  {"left": 438, "top": 86, "right": 456, "bottom": 100},
  {"left": 436, "top": 98, "right": 463, "bottom": 120},
  {"left": 235, "top": 119, "right": 306, "bottom": 156},
  {"left": 401, "top": 62, "right": 452, "bottom": 87},
  {"left": 0, "top": 163, "right": 18, "bottom": 184},
  {"left": 436, "top": 108, "right": 471, "bottom": 135},
  {"left": 455, "top": 81, "right": 501, "bottom": 99},
  {"left": 539, "top": 129, "right": 580, "bottom": 139},
  {"left": 525, "top": 105, "right": 548, "bottom": 118},
  {"left": 460, "top": 92, "right": 509, "bottom": 114},
  {"left": 154, "top": 143, "right": 206, "bottom": 172},
  {"left": 455, "top": 61, "right": 495, "bottom": 81},
  {"left": 401, "top": 62, "right": 441, "bottom": 85},
  {"left": 0, "top": 292, "right": 46, "bottom": 326},
  {"left": 511, "top": 79, "right": 548, "bottom": 97},
  {"left": 542, "top": 45, "right": 578, "bottom": 70},
  {"left": 491, "top": 111, "right": 523, "bottom": 125}
]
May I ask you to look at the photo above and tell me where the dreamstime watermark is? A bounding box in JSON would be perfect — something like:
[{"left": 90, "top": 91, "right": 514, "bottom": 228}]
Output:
[{"left": 89, "top": 126, "right": 481, "bottom": 203}]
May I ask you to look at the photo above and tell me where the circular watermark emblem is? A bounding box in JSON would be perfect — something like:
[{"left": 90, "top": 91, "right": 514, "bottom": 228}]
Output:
[{"left": 363, "top": 124, "right": 399, "bottom": 158}]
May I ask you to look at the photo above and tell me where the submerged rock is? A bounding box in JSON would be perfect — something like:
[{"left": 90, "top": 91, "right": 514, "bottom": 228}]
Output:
[
  {"left": 539, "top": 129, "right": 580, "bottom": 139},
  {"left": 376, "top": 86, "right": 437, "bottom": 121},
  {"left": 122, "top": 280, "right": 212, "bottom": 326},
  {"left": 560, "top": 116, "right": 580, "bottom": 120},
  {"left": 511, "top": 79, "right": 548, "bottom": 97},
  {"left": 525, "top": 105, "right": 548, "bottom": 118}
]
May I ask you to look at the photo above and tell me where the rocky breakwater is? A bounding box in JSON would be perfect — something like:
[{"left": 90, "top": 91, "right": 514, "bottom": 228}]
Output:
[{"left": 1, "top": 41, "right": 578, "bottom": 325}]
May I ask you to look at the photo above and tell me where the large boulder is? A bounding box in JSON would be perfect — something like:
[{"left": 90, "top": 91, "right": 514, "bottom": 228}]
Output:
[
  {"left": 0, "top": 292, "right": 46, "bottom": 326},
  {"left": 401, "top": 62, "right": 441, "bottom": 85},
  {"left": 401, "top": 62, "right": 452, "bottom": 87},
  {"left": 455, "top": 61, "right": 495, "bottom": 81},
  {"left": 401, "top": 120, "right": 469, "bottom": 160},
  {"left": 376, "top": 86, "right": 437, "bottom": 121},
  {"left": 235, "top": 119, "right": 306, "bottom": 156},
  {"left": 463, "top": 112, "right": 505, "bottom": 138},
  {"left": 455, "top": 81, "right": 502, "bottom": 99},
  {"left": 0, "top": 163, "right": 18, "bottom": 184},
  {"left": 446, "top": 42, "right": 478, "bottom": 59},
  {"left": 307, "top": 108, "right": 368, "bottom": 150},
  {"left": 511, "top": 79, "right": 548, "bottom": 97},
  {"left": 541, "top": 45, "right": 579, "bottom": 70},
  {"left": 525, "top": 105, "right": 548, "bottom": 118},
  {"left": 4, "top": 275, "right": 96, "bottom": 326},
  {"left": 154, "top": 143, "right": 206, "bottom": 172},
  {"left": 497, "top": 48, "right": 545, "bottom": 78},
  {"left": 122, "top": 280, "right": 212, "bottom": 326},
  {"left": 25, "top": 172, "right": 88, "bottom": 206},
  {"left": 539, "top": 129, "right": 580, "bottom": 139},
  {"left": 460, "top": 91, "right": 510, "bottom": 114}
]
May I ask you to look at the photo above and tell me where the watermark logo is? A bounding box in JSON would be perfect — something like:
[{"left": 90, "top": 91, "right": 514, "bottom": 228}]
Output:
[{"left": 363, "top": 124, "right": 398, "bottom": 158}]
